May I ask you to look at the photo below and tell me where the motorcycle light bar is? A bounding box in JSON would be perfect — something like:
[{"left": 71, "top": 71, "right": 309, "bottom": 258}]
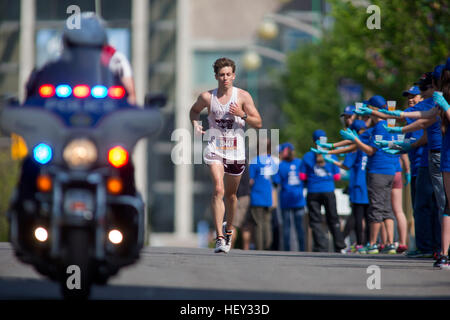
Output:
[
  {"left": 108, "top": 146, "right": 129, "bottom": 168},
  {"left": 38, "top": 84, "right": 125, "bottom": 99},
  {"left": 91, "top": 85, "right": 108, "bottom": 98},
  {"left": 33, "top": 143, "right": 52, "bottom": 164},
  {"left": 55, "top": 84, "right": 72, "bottom": 98},
  {"left": 73, "top": 85, "right": 90, "bottom": 98},
  {"left": 108, "top": 86, "right": 126, "bottom": 99},
  {"left": 39, "top": 84, "right": 55, "bottom": 98}
]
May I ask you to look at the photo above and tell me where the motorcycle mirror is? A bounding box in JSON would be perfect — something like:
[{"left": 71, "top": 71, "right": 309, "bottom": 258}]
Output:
[{"left": 144, "top": 93, "right": 167, "bottom": 109}]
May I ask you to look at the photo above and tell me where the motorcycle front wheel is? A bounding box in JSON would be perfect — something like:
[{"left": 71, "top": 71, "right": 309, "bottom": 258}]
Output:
[{"left": 59, "top": 228, "right": 93, "bottom": 300}]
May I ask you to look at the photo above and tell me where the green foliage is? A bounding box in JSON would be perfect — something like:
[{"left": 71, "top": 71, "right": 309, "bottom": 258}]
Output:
[
  {"left": 0, "top": 149, "right": 20, "bottom": 241},
  {"left": 281, "top": 0, "right": 450, "bottom": 155}
]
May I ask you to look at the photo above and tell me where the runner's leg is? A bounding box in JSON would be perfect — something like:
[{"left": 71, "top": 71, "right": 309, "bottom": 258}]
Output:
[
  {"left": 224, "top": 173, "right": 242, "bottom": 233},
  {"left": 208, "top": 163, "right": 225, "bottom": 237}
]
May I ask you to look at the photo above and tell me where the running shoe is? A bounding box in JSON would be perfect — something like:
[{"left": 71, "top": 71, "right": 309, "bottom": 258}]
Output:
[
  {"left": 214, "top": 236, "right": 227, "bottom": 253},
  {"left": 396, "top": 244, "right": 408, "bottom": 254},
  {"left": 433, "top": 255, "right": 449, "bottom": 268},
  {"left": 222, "top": 222, "right": 233, "bottom": 253},
  {"left": 343, "top": 244, "right": 356, "bottom": 253},
  {"left": 357, "top": 243, "right": 369, "bottom": 254},
  {"left": 433, "top": 251, "right": 440, "bottom": 260},
  {"left": 367, "top": 244, "right": 379, "bottom": 254},
  {"left": 405, "top": 250, "right": 434, "bottom": 258},
  {"left": 381, "top": 244, "right": 396, "bottom": 254}
]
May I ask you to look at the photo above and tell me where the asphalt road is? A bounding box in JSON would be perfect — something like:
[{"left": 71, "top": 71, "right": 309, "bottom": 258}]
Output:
[{"left": 0, "top": 242, "right": 449, "bottom": 300}]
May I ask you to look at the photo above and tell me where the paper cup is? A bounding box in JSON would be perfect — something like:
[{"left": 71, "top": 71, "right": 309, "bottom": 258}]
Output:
[
  {"left": 387, "top": 119, "right": 396, "bottom": 128},
  {"left": 387, "top": 100, "right": 396, "bottom": 111},
  {"left": 375, "top": 135, "right": 383, "bottom": 142},
  {"left": 355, "top": 102, "right": 363, "bottom": 111}
]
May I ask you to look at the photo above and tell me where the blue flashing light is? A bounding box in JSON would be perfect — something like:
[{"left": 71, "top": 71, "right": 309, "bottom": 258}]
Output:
[
  {"left": 91, "top": 85, "right": 108, "bottom": 98},
  {"left": 33, "top": 143, "right": 52, "bottom": 164},
  {"left": 55, "top": 84, "right": 72, "bottom": 98}
]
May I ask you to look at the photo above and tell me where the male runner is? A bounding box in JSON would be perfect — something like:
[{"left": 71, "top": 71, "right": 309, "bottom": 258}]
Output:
[{"left": 189, "top": 57, "right": 262, "bottom": 253}]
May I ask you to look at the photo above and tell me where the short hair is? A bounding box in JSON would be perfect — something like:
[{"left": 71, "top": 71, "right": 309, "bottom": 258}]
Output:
[{"left": 213, "top": 57, "right": 236, "bottom": 74}]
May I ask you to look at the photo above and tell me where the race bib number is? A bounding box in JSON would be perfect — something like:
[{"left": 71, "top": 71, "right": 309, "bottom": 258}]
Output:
[{"left": 216, "top": 136, "right": 237, "bottom": 150}]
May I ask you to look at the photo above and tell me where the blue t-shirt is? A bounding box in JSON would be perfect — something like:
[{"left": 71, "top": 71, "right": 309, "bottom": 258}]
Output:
[
  {"left": 299, "top": 151, "right": 339, "bottom": 193},
  {"left": 273, "top": 158, "right": 306, "bottom": 209},
  {"left": 404, "top": 105, "right": 425, "bottom": 175},
  {"left": 343, "top": 150, "right": 369, "bottom": 204},
  {"left": 422, "top": 97, "right": 441, "bottom": 151},
  {"left": 395, "top": 156, "right": 402, "bottom": 172},
  {"left": 365, "top": 120, "right": 398, "bottom": 175},
  {"left": 249, "top": 155, "right": 278, "bottom": 207},
  {"left": 408, "top": 99, "right": 431, "bottom": 168}
]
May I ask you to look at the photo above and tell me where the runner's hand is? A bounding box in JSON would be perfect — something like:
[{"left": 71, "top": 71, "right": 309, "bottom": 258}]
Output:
[
  {"left": 229, "top": 102, "right": 245, "bottom": 118},
  {"left": 193, "top": 122, "right": 205, "bottom": 135}
]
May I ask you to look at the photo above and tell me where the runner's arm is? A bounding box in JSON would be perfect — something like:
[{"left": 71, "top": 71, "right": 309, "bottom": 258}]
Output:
[
  {"left": 240, "top": 90, "right": 262, "bottom": 129},
  {"left": 189, "top": 93, "right": 209, "bottom": 134}
]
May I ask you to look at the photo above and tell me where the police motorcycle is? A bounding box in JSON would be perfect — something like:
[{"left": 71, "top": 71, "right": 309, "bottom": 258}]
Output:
[{"left": 1, "top": 13, "right": 163, "bottom": 299}]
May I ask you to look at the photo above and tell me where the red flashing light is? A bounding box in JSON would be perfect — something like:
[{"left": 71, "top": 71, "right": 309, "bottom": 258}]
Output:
[
  {"left": 39, "top": 84, "right": 55, "bottom": 98},
  {"left": 108, "top": 86, "right": 126, "bottom": 99},
  {"left": 73, "top": 85, "right": 90, "bottom": 98},
  {"left": 108, "top": 146, "right": 129, "bottom": 168}
]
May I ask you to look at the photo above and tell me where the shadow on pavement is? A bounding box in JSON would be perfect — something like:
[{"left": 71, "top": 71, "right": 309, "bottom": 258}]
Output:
[{"left": 1, "top": 277, "right": 448, "bottom": 300}]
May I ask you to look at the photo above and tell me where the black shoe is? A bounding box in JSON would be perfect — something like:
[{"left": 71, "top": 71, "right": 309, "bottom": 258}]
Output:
[{"left": 433, "top": 255, "right": 449, "bottom": 268}]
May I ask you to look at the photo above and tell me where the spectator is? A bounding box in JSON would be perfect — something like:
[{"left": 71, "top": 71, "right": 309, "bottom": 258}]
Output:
[
  {"left": 431, "top": 59, "right": 450, "bottom": 268},
  {"left": 341, "top": 95, "right": 399, "bottom": 254},
  {"left": 249, "top": 138, "right": 278, "bottom": 250},
  {"left": 273, "top": 143, "right": 306, "bottom": 251},
  {"left": 370, "top": 72, "right": 444, "bottom": 259},
  {"left": 341, "top": 105, "right": 356, "bottom": 128},
  {"left": 300, "top": 130, "right": 346, "bottom": 253},
  {"left": 326, "top": 120, "right": 370, "bottom": 252},
  {"left": 402, "top": 85, "right": 424, "bottom": 252}
]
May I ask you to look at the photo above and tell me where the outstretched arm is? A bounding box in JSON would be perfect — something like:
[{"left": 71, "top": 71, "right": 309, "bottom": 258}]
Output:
[{"left": 326, "top": 144, "right": 357, "bottom": 155}]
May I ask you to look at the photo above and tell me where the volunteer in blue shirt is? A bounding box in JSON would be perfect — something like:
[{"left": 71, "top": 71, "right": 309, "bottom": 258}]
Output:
[
  {"left": 341, "top": 95, "right": 398, "bottom": 254},
  {"left": 299, "top": 130, "right": 346, "bottom": 253},
  {"left": 249, "top": 139, "right": 278, "bottom": 250},
  {"left": 341, "top": 105, "right": 356, "bottom": 128},
  {"left": 365, "top": 72, "right": 445, "bottom": 260},
  {"left": 433, "top": 58, "right": 450, "bottom": 268},
  {"left": 328, "top": 120, "right": 369, "bottom": 250},
  {"left": 273, "top": 143, "right": 306, "bottom": 251},
  {"left": 378, "top": 62, "right": 450, "bottom": 267},
  {"left": 401, "top": 85, "right": 424, "bottom": 208}
]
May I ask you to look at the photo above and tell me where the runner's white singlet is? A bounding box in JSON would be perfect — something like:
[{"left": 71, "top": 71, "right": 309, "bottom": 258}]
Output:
[{"left": 204, "top": 87, "right": 246, "bottom": 162}]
